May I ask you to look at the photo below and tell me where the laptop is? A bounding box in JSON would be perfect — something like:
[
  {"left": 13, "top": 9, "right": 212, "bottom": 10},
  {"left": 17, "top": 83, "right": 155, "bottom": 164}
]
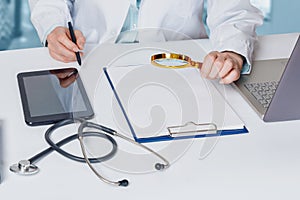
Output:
[{"left": 234, "top": 35, "right": 300, "bottom": 122}]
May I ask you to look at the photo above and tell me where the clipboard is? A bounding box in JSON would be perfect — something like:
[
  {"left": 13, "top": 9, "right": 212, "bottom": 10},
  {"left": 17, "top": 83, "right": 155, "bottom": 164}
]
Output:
[{"left": 102, "top": 65, "right": 248, "bottom": 143}]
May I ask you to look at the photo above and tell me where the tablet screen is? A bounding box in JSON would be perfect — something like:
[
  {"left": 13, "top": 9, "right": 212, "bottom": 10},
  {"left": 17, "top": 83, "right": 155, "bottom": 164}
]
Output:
[{"left": 17, "top": 68, "right": 94, "bottom": 126}]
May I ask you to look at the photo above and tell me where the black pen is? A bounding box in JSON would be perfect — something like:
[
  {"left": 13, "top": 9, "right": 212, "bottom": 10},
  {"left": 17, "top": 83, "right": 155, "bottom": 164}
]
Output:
[{"left": 68, "top": 22, "right": 82, "bottom": 66}]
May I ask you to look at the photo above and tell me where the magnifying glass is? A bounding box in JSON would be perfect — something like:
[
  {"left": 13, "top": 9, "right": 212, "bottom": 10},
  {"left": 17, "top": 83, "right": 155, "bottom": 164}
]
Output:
[{"left": 151, "top": 53, "right": 202, "bottom": 69}]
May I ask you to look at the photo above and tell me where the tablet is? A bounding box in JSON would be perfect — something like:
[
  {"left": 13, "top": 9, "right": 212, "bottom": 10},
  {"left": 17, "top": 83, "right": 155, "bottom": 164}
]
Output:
[{"left": 17, "top": 68, "right": 94, "bottom": 126}]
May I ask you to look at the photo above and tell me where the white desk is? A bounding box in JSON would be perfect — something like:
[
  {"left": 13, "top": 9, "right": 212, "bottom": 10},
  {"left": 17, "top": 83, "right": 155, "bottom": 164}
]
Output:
[{"left": 1, "top": 33, "right": 300, "bottom": 200}]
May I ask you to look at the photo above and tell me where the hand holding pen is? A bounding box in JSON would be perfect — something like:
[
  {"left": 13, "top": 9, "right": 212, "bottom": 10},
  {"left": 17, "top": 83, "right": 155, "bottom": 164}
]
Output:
[
  {"left": 68, "top": 22, "right": 81, "bottom": 66},
  {"left": 46, "top": 24, "right": 86, "bottom": 64}
]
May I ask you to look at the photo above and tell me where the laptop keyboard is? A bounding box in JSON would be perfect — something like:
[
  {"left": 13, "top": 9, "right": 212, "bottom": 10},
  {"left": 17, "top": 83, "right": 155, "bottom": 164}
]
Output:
[{"left": 244, "top": 81, "right": 279, "bottom": 108}]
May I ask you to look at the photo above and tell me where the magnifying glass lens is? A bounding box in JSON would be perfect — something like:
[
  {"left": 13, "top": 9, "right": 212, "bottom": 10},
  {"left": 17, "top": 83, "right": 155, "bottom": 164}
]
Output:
[
  {"left": 154, "top": 58, "right": 189, "bottom": 67},
  {"left": 151, "top": 53, "right": 195, "bottom": 69}
]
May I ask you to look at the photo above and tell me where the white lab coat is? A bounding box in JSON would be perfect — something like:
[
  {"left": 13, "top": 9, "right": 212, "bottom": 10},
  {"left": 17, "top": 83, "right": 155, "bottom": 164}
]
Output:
[{"left": 28, "top": 0, "right": 263, "bottom": 71}]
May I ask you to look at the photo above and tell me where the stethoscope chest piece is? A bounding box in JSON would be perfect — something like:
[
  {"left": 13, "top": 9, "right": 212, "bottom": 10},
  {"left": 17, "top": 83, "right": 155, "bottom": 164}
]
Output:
[{"left": 10, "top": 160, "right": 39, "bottom": 175}]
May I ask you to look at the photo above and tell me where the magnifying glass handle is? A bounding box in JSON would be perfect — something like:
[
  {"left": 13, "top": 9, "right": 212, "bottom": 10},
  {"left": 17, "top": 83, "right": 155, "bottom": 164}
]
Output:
[{"left": 191, "top": 61, "right": 203, "bottom": 69}]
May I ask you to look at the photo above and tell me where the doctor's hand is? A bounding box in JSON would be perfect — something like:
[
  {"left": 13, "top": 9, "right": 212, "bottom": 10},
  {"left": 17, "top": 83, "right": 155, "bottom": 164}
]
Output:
[
  {"left": 200, "top": 51, "right": 244, "bottom": 84},
  {"left": 46, "top": 27, "right": 85, "bottom": 63}
]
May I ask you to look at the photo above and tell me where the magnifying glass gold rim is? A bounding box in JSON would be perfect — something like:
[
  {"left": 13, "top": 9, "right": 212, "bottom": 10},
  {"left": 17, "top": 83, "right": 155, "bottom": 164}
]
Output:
[{"left": 151, "top": 53, "right": 192, "bottom": 69}]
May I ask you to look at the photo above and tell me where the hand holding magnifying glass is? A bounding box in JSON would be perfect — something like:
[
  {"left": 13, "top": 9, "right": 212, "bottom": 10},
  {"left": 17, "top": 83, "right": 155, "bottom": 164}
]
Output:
[{"left": 151, "top": 51, "right": 244, "bottom": 84}]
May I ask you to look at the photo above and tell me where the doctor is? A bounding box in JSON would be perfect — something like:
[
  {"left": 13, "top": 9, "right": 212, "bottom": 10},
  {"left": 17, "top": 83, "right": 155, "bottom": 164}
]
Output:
[{"left": 29, "top": 0, "right": 263, "bottom": 84}]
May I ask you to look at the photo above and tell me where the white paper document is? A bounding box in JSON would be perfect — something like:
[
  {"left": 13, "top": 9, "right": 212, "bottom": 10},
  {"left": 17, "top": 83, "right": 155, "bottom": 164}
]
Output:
[{"left": 95, "top": 64, "right": 246, "bottom": 143}]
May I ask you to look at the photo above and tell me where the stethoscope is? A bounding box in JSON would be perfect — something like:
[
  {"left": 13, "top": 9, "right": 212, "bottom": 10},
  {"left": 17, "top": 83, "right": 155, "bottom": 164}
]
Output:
[
  {"left": 10, "top": 52, "right": 198, "bottom": 186},
  {"left": 10, "top": 118, "right": 170, "bottom": 187}
]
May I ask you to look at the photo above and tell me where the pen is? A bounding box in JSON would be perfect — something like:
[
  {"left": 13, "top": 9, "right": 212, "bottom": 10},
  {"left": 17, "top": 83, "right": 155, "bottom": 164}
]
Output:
[{"left": 68, "top": 22, "right": 82, "bottom": 66}]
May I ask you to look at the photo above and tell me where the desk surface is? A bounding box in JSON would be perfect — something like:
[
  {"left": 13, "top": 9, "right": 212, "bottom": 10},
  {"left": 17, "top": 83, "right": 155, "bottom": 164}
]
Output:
[{"left": 1, "top": 33, "right": 300, "bottom": 200}]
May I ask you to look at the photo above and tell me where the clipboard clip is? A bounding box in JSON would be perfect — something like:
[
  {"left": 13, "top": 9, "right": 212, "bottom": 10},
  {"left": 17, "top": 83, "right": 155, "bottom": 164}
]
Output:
[{"left": 167, "top": 121, "right": 217, "bottom": 137}]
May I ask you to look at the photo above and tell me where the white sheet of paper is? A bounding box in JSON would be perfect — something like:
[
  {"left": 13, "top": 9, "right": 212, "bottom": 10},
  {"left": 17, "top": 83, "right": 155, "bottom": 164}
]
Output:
[{"left": 101, "top": 64, "right": 244, "bottom": 139}]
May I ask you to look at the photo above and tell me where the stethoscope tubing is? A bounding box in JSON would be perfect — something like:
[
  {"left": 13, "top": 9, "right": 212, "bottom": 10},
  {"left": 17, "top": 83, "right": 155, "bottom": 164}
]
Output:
[
  {"left": 43, "top": 119, "right": 117, "bottom": 164},
  {"left": 11, "top": 118, "right": 169, "bottom": 187}
]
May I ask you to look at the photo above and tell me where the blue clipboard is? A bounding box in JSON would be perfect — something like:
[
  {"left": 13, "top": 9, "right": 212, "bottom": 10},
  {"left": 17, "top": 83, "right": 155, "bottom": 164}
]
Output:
[{"left": 103, "top": 67, "right": 248, "bottom": 143}]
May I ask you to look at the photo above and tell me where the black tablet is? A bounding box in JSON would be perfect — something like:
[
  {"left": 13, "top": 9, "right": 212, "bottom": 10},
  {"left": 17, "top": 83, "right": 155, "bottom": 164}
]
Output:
[{"left": 17, "top": 68, "right": 94, "bottom": 126}]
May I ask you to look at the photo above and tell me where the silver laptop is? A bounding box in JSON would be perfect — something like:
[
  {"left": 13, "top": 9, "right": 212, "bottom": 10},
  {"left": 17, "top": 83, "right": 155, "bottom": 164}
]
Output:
[{"left": 234, "top": 35, "right": 300, "bottom": 122}]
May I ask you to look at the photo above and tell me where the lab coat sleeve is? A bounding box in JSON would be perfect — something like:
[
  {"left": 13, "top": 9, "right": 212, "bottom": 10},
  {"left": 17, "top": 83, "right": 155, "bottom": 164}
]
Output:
[
  {"left": 206, "top": 0, "right": 263, "bottom": 74},
  {"left": 28, "top": 0, "right": 74, "bottom": 45}
]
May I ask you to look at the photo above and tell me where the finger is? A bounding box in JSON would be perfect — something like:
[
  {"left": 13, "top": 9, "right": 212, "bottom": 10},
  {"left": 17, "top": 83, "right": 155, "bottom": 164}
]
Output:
[
  {"left": 201, "top": 52, "right": 218, "bottom": 78},
  {"left": 49, "top": 50, "right": 75, "bottom": 63},
  {"left": 74, "top": 30, "right": 86, "bottom": 50},
  {"left": 50, "top": 49, "right": 82, "bottom": 64},
  {"left": 219, "top": 68, "right": 240, "bottom": 84},
  {"left": 57, "top": 33, "right": 80, "bottom": 52},
  {"left": 208, "top": 55, "right": 225, "bottom": 79},
  {"left": 49, "top": 41, "right": 77, "bottom": 61},
  {"left": 48, "top": 50, "right": 66, "bottom": 63},
  {"left": 218, "top": 58, "right": 235, "bottom": 78}
]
